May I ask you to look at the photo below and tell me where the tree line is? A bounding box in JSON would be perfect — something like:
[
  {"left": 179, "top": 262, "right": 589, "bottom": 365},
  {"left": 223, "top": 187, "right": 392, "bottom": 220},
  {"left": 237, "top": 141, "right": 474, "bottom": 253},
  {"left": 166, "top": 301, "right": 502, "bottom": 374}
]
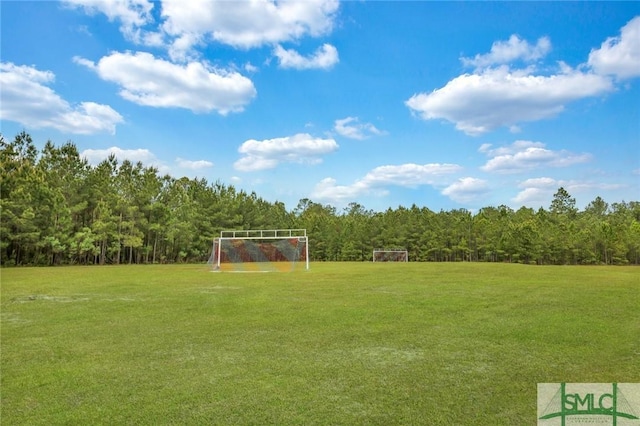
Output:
[{"left": 2, "top": 132, "right": 639, "bottom": 266}]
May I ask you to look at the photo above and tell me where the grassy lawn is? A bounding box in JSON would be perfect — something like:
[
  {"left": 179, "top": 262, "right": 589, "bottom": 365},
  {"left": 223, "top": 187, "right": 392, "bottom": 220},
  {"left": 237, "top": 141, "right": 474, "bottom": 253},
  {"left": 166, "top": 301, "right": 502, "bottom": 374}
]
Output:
[{"left": 1, "top": 263, "right": 638, "bottom": 424}]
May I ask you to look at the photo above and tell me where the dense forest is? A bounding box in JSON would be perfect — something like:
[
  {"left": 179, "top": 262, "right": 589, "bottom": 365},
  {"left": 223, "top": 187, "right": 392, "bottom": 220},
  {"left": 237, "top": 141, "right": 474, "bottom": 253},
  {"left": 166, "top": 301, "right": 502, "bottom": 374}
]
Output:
[{"left": 2, "top": 131, "right": 639, "bottom": 266}]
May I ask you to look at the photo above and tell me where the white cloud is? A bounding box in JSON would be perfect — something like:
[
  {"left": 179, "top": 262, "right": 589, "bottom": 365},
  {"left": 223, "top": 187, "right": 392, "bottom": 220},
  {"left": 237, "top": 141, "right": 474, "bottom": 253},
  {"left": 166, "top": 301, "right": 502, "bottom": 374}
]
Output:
[
  {"left": 311, "top": 163, "right": 462, "bottom": 205},
  {"left": 461, "top": 35, "right": 551, "bottom": 69},
  {"left": 81, "top": 146, "right": 169, "bottom": 173},
  {"left": 480, "top": 140, "right": 592, "bottom": 174},
  {"left": 160, "top": 0, "right": 339, "bottom": 59},
  {"left": 176, "top": 157, "right": 213, "bottom": 170},
  {"left": 64, "top": 0, "right": 154, "bottom": 28},
  {"left": 244, "top": 62, "right": 259, "bottom": 73},
  {"left": 234, "top": 156, "right": 279, "bottom": 172},
  {"left": 361, "top": 163, "right": 462, "bottom": 187},
  {"left": 513, "top": 177, "right": 625, "bottom": 207},
  {"left": 405, "top": 66, "right": 613, "bottom": 135},
  {"left": 511, "top": 177, "right": 557, "bottom": 206},
  {"left": 63, "top": 0, "right": 157, "bottom": 45},
  {"left": 478, "top": 143, "right": 493, "bottom": 154},
  {"left": 312, "top": 177, "right": 375, "bottom": 204},
  {"left": 334, "top": 117, "right": 385, "bottom": 140},
  {"left": 0, "top": 62, "right": 123, "bottom": 134},
  {"left": 479, "top": 140, "right": 545, "bottom": 157},
  {"left": 75, "top": 52, "right": 256, "bottom": 114},
  {"left": 234, "top": 133, "right": 338, "bottom": 172},
  {"left": 511, "top": 186, "right": 550, "bottom": 207},
  {"left": 404, "top": 22, "right": 640, "bottom": 135},
  {"left": 518, "top": 177, "right": 558, "bottom": 188},
  {"left": 274, "top": 43, "right": 339, "bottom": 70},
  {"left": 441, "top": 177, "right": 490, "bottom": 204},
  {"left": 588, "top": 16, "right": 640, "bottom": 79}
]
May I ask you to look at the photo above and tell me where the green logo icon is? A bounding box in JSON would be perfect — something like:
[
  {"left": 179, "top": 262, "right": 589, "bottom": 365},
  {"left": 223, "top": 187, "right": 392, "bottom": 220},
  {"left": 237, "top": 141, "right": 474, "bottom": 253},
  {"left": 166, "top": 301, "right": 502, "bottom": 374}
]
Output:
[{"left": 538, "top": 383, "right": 640, "bottom": 425}]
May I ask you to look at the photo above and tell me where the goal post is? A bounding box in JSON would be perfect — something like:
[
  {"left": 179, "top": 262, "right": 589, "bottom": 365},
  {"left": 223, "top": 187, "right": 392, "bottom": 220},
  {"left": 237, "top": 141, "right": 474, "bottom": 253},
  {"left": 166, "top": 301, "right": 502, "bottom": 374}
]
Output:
[
  {"left": 211, "top": 229, "right": 309, "bottom": 272},
  {"left": 372, "top": 248, "right": 408, "bottom": 262}
]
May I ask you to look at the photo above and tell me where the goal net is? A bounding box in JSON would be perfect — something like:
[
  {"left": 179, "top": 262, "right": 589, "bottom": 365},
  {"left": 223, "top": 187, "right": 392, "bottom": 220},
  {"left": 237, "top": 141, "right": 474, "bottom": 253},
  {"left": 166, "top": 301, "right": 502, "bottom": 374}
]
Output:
[
  {"left": 372, "top": 248, "right": 408, "bottom": 262},
  {"left": 211, "top": 229, "right": 309, "bottom": 272}
]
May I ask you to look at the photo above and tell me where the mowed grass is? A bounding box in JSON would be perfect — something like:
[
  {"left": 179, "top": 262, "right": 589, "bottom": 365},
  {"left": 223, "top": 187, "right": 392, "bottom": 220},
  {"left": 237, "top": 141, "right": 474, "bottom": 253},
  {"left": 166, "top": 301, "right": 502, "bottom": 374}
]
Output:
[{"left": 1, "top": 263, "right": 638, "bottom": 425}]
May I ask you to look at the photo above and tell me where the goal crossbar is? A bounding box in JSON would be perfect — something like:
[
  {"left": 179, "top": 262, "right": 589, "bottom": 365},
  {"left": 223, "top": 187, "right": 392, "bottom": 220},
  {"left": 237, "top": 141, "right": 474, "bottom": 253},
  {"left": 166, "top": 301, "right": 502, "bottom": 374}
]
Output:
[{"left": 219, "top": 229, "right": 307, "bottom": 239}]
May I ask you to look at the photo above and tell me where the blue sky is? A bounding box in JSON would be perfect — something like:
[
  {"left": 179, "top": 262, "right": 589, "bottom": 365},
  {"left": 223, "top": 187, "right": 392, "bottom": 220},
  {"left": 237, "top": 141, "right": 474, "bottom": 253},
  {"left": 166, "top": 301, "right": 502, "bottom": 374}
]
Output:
[{"left": 1, "top": 1, "right": 639, "bottom": 212}]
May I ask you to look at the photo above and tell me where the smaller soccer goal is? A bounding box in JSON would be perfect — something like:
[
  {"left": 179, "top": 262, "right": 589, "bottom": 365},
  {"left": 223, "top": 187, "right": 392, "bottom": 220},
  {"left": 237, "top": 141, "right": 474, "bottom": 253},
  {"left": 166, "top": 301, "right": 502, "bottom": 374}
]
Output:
[
  {"left": 372, "top": 248, "right": 408, "bottom": 262},
  {"left": 211, "top": 229, "right": 309, "bottom": 272}
]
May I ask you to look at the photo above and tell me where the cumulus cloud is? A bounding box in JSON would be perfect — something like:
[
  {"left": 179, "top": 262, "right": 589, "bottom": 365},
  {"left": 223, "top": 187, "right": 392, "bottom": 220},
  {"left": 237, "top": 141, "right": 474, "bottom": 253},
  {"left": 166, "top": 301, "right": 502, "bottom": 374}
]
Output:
[
  {"left": 63, "top": 0, "right": 158, "bottom": 45},
  {"left": 588, "top": 16, "right": 640, "bottom": 79},
  {"left": 312, "top": 177, "right": 376, "bottom": 204},
  {"left": 311, "top": 163, "right": 462, "bottom": 204},
  {"left": 234, "top": 133, "right": 338, "bottom": 171},
  {"left": 361, "top": 163, "right": 462, "bottom": 186},
  {"left": 461, "top": 35, "right": 551, "bottom": 69},
  {"left": 479, "top": 140, "right": 545, "bottom": 156},
  {"left": 81, "top": 146, "right": 169, "bottom": 173},
  {"left": 176, "top": 157, "right": 213, "bottom": 170},
  {"left": 441, "top": 177, "right": 490, "bottom": 204},
  {"left": 75, "top": 52, "right": 256, "bottom": 114},
  {"left": 244, "top": 62, "right": 259, "bottom": 73},
  {"left": 405, "top": 66, "right": 613, "bottom": 135},
  {"left": 160, "top": 0, "right": 339, "bottom": 59},
  {"left": 67, "top": 0, "right": 340, "bottom": 62},
  {"left": 512, "top": 189, "right": 552, "bottom": 207},
  {"left": 63, "top": 0, "right": 154, "bottom": 29},
  {"left": 274, "top": 43, "right": 339, "bottom": 70},
  {"left": 513, "top": 177, "right": 624, "bottom": 207},
  {"left": 405, "top": 19, "right": 640, "bottom": 135},
  {"left": 0, "top": 62, "right": 123, "bottom": 134},
  {"left": 334, "top": 117, "right": 385, "bottom": 140},
  {"left": 480, "top": 140, "right": 592, "bottom": 174}
]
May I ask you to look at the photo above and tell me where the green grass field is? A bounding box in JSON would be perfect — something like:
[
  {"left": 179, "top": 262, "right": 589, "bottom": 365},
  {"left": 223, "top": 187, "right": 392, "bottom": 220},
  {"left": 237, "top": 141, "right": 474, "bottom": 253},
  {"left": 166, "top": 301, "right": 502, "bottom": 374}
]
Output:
[{"left": 1, "top": 263, "right": 638, "bottom": 425}]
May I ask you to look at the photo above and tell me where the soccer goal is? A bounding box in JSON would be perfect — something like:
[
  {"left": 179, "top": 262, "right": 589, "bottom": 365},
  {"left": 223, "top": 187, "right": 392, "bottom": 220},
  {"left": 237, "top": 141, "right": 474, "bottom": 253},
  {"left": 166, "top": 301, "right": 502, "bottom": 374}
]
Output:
[
  {"left": 372, "top": 248, "right": 408, "bottom": 262},
  {"left": 211, "top": 229, "right": 309, "bottom": 272}
]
